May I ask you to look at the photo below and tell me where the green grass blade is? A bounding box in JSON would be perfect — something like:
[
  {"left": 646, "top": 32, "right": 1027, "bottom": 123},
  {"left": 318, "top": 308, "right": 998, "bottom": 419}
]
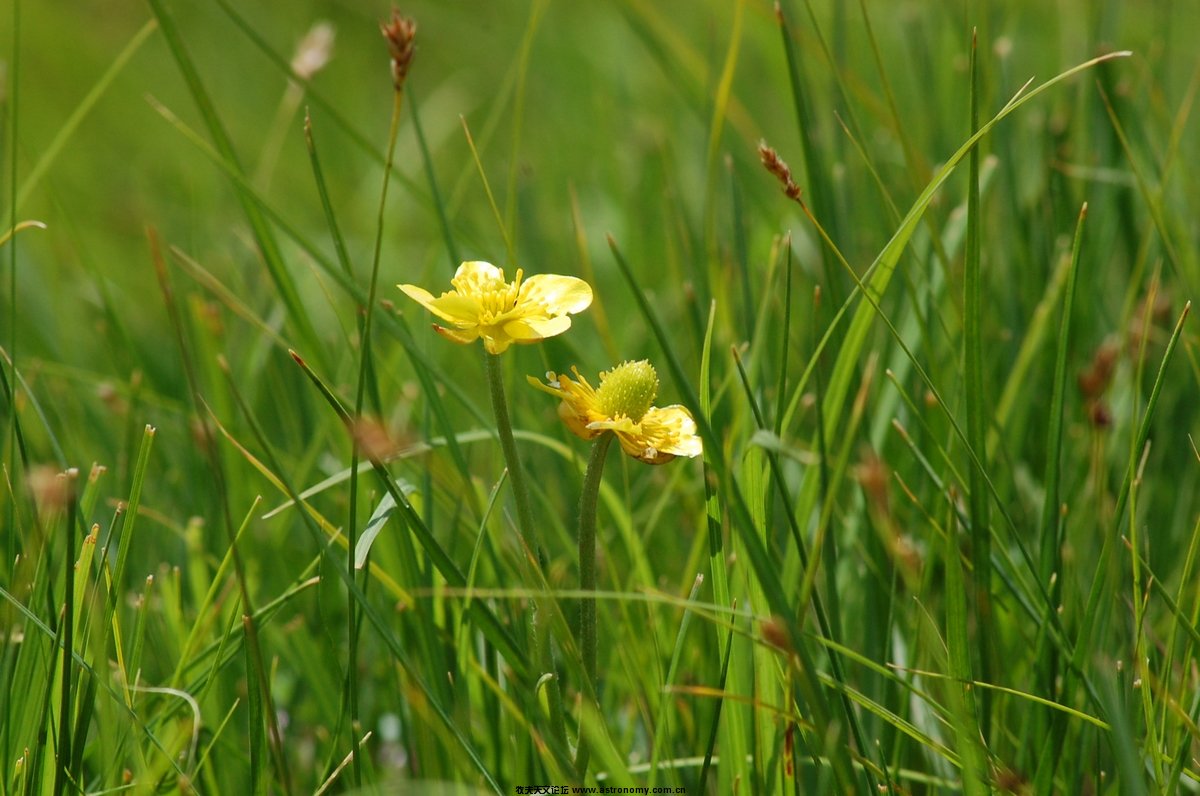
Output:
[
  {"left": 101, "top": 425, "right": 155, "bottom": 650},
  {"left": 647, "top": 573, "right": 704, "bottom": 790},
  {"left": 243, "top": 617, "right": 269, "bottom": 796},
  {"left": 1040, "top": 208, "right": 1087, "bottom": 576},
  {"left": 408, "top": 86, "right": 460, "bottom": 269},
  {"left": 943, "top": 498, "right": 987, "bottom": 795},
  {"left": 1030, "top": 203, "right": 1088, "bottom": 790},
  {"left": 775, "top": 1, "right": 843, "bottom": 302},
  {"left": 697, "top": 612, "right": 737, "bottom": 794},
  {"left": 52, "top": 471, "right": 77, "bottom": 796},
  {"left": 962, "top": 28, "right": 992, "bottom": 733}
]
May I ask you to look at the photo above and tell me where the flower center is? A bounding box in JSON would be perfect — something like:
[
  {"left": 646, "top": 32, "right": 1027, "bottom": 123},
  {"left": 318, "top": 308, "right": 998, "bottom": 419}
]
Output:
[
  {"left": 596, "top": 360, "right": 658, "bottom": 422},
  {"left": 453, "top": 267, "right": 525, "bottom": 322}
]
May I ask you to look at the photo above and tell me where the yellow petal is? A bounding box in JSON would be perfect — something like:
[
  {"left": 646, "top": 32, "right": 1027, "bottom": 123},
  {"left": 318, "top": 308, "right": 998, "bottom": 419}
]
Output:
[
  {"left": 526, "top": 373, "right": 563, "bottom": 397},
  {"left": 480, "top": 328, "right": 515, "bottom": 355},
  {"left": 503, "top": 314, "right": 572, "bottom": 342},
  {"left": 559, "top": 400, "right": 600, "bottom": 440},
  {"left": 586, "top": 417, "right": 637, "bottom": 434},
  {"left": 452, "top": 260, "right": 508, "bottom": 296},
  {"left": 564, "top": 367, "right": 599, "bottom": 399},
  {"left": 643, "top": 405, "right": 703, "bottom": 457},
  {"left": 636, "top": 448, "right": 677, "bottom": 465},
  {"left": 398, "top": 283, "right": 438, "bottom": 311},
  {"left": 455, "top": 260, "right": 504, "bottom": 282},
  {"left": 520, "top": 274, "right": 593, "bottom": 315},
  {"left": 598, "top": 428, "right": 670, "bottom": 463},
  {"left": 399, "top": 283, "right": 470, "bottom": 325},
  {"left": 433, "top": 324, "right": 480, "bottom": 346},
  {"left": 427, "top": 292, "right": 482, "bottom": 325},
  {"left": 612, "top": 431, "right": 648, "bottom": 458}
]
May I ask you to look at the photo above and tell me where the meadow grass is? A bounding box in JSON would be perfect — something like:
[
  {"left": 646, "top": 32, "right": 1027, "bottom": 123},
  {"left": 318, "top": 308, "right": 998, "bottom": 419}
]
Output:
[{"left": 2, "top": 1, "right": 1199, "bottom": 793}]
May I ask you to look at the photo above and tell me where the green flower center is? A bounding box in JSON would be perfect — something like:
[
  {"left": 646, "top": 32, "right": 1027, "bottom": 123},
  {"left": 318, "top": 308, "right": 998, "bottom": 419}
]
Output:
[{"left": 596, "top": 360, "right": 658, "bottom": 422}]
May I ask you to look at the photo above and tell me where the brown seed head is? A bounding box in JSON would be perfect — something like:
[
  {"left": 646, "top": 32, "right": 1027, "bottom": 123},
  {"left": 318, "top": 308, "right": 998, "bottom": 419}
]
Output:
[
  {"left": 352, "top": 417, "right": 402, "bottom": 462},
  {"left": 27, "top": 466, "right": 75, "bottom": 513},
  {"left": 854, "top": 449, "right": 890, "bottom": 510},
  {"left": 381, "top": 10, "right": 417, "bottom": 90},
  {"left": 1078, "top": 338, "right": 1119, "bottom": 400},
  {"left": 1128, "top": 290, "right": 1172, "bottom": 354},
  {"left": 758, "top": 140, "right": 803, "bottom": 202},
  {"left": 1087, "top": 400, "right": 1113, "bottom": 429},
  {"left": 994, "top": 766, "right": 1030, "bottom": 794},
  {"left": 761, "top": 616, "right": 793, "bottom": 655}
]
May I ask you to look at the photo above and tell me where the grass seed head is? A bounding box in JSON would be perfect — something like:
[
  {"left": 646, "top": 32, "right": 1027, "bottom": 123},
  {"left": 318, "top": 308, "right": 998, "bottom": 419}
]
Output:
[{"left": 381, "top": 10, "right": 416, "bottom": 90}]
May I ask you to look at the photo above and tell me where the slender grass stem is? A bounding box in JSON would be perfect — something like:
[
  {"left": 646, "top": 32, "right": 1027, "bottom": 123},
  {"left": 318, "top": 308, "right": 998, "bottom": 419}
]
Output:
[{"left": 345, "top": 63, "right": 405, "bottom": 789}]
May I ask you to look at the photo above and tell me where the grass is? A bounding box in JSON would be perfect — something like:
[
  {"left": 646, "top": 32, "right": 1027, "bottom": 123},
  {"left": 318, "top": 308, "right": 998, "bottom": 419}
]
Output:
[{"left": 3, "top": 0, "right": 1200, "bottom": 793}]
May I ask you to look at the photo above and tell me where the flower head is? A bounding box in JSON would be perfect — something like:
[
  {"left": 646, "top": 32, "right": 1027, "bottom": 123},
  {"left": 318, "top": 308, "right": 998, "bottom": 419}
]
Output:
[
  {"left": 529, "top": 360, "right": 702, "bottom": 464},
  {"left": 399, "top": 261, "right": 592, "bottom": 355}
]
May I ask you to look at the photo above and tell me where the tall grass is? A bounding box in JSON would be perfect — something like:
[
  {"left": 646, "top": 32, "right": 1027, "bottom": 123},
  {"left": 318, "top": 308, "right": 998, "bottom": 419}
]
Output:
[{"left": 2, "top": 1, "right": 1199, "bottom": 793}]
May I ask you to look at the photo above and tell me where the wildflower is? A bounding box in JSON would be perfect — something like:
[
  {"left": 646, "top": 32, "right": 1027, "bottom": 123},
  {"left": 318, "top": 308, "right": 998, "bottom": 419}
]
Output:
[
  {"left": 529, "top": 360, "right": 702, "bottom": 464},
  {"left": 399, "top": 260, "right": 592, "bottom": 355}
]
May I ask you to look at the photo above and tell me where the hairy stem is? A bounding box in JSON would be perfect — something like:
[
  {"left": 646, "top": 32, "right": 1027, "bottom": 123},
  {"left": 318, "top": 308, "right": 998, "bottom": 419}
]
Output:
[{"left": 575, "top": 431, "right": 613, "bottom": 776}]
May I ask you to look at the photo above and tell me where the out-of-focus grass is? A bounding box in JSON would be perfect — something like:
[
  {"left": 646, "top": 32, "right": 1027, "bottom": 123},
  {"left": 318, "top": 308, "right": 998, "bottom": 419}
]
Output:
[{"left": 2, "top": 0, "right": 1199, "bottom": 793}]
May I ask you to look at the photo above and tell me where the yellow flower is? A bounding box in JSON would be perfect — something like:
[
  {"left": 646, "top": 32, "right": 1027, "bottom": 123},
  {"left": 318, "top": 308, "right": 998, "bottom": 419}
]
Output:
[
  {"left": 528, "top": 360, "right": 703, "bottom": 464},
  {"left": 398, "top": 260, "right": 592, "bottom": 355}
]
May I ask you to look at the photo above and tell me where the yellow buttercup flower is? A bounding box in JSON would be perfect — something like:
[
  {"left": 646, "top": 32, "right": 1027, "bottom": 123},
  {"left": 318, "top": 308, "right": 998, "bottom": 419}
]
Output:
[
  {"left": 528, "top": 360, "right": 703, "bottom": 464},
  {"left": 399, "top": 260, "right": 592, "bottom": 355}
]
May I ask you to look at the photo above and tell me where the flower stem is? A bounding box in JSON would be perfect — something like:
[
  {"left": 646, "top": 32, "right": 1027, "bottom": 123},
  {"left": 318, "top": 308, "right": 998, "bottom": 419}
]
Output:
[
  {"left": 575, "top": 431, "right": 613, "bottom": 776},
  {"left": 484, "top": 351, "right": 541, "bottom": 562},
  {"left": 483, "top": 351, "right": 572, "bottom": 761}
]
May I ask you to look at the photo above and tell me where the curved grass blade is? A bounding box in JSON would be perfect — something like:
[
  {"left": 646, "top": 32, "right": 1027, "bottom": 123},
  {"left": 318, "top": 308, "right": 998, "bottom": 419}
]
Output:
[{"left": 943, "top": 492, "right": 987, "bottom": 795}]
